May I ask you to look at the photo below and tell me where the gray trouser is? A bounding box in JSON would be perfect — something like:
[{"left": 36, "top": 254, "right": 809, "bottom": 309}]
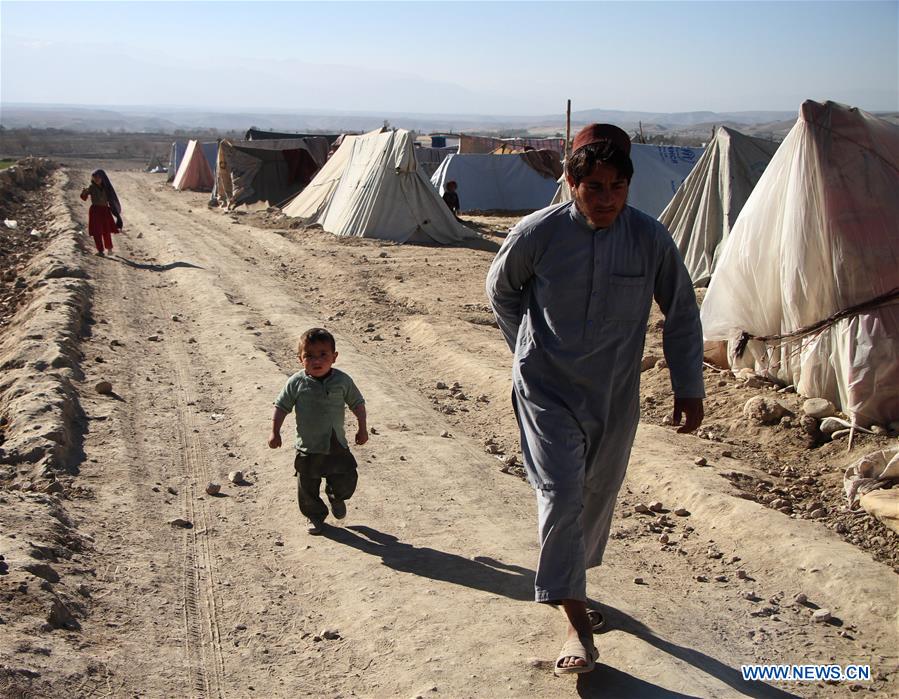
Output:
[{"left": 534, "top": 487, "right": 588, "bottom": 603}]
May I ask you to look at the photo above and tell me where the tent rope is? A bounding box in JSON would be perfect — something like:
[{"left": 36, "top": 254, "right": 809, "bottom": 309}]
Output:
[{"left": 734, "top": 287, "right": 899, "bottom": 358}]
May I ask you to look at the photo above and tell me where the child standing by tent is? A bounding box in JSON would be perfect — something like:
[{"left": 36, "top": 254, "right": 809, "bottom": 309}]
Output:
[
  {"left": 268, "top": 328, "right": 368, "bottom": 534},
  {"left": 80, "top": 169, "right": 123, "bottom": 256},
  {"left": 442, "top": 180, "right": 461, "bottom": 216}
]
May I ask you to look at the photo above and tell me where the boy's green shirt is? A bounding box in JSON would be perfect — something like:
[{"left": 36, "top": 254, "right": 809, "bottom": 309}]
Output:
[{"left": 274, "top": 368, "right": 364, "bottom": 454}]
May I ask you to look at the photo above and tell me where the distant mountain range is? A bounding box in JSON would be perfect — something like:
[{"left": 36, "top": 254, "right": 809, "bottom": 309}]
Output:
[
  {"left": 3, "top": 103, "right": 896, "bottom": 141},
  {"left": 0, "top": 102, "right": 804, "bottom": 135}
]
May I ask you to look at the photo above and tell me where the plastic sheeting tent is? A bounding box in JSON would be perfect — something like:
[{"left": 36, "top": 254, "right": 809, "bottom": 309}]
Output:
[
  {"left": 172, "top": 140, "right": 218, "bottom": 192},
  {"left": 167, "top": 140, "right": 187, "bottom": 182},
  {"left": 215, "top": 137, "right": 329, "bottom": 209},
  {"left": 282, "top": 129, "right": 475, "bottom": 244},
  {"left": 701, "top": 101, "right": 899, "bottom": 427},
  {"left": 431, "top": 152, "right": 562, "bottom": 213},
  {"left": 660, "top": 127, "right": 779, "bottom": 286},
  {"left": 552, "top": 143, "right": 704, "bottom": 218}
]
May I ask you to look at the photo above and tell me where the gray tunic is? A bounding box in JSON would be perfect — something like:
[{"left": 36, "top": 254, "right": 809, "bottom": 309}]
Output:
[{"left": 486, "top": 201, "right": 704, "bottom": 569}]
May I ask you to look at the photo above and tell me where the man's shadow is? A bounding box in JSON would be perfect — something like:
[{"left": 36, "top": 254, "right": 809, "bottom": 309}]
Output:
[
  {"left": 325, "top": 525, "right": 799, "bottom": 699},
  {"left": 581, "top": 603, "right": 799, "bottom": 698}
]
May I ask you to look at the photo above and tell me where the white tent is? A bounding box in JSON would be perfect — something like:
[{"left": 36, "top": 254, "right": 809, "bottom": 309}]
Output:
[
  {"left": 701, "top": 100, "right": 899, "bottom": 427},
  {"left": 430, "top": 152, "right": 561, "bottom": 212},
  {"left": 660, "top": 127, "right": 779, "bottom": 286},
  {"left": 172, "top": 140, "right": 217, "bottom": 191},
  {"left": 282, "top": 129, "right": 475, "bottom": 244},
  {"left": 552, "top": 143, "right": 704, "bottom": 218}
]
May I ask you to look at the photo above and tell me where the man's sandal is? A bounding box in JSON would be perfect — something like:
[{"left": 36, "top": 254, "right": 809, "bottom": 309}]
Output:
[{"left": 554, "top": 635, "right": 599, "bottom": 676}]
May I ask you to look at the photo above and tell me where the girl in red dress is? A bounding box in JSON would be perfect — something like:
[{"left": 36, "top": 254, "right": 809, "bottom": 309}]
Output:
[{"left": 80, "top": 169, "right": 122, "bottom": 256}]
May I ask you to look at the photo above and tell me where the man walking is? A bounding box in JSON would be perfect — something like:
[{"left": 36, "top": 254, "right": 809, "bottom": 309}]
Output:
[{"left": 486, "top": 124, "right": 705, "bottom": 674}]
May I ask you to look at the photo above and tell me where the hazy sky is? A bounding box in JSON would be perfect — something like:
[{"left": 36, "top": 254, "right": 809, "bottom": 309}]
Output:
[{"left": 2, "top": 1, "right": 897, "bottom": 115}]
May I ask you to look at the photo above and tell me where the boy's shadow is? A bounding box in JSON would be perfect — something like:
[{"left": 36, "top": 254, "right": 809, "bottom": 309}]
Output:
[
  {"left": 113, "top": 256, "right": 204, "bottom": 272},
  {"left": 322, "top": 524, "right": 533, "bottom": 601},
  {"left": 325, "top": 525, "right": 799, "bottom": 699}
]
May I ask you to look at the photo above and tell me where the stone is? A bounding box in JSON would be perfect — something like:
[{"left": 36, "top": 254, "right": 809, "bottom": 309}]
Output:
[
  {"left": 649, "top": 501, "right": 664, "bottom": 512},
  {"left": 737, "top": 570, "right": 749, "bottom": 580},
  {"left": 714, "top": 575, "right": 728, "bottom": 582},
  {"left": 655, "top": 358, "right": 667, "bottom": 369},
  {"left": 47, "top": 599, "right": 80, "bottom": 630},
  {"left": 321, "top": 628, "right": 340, "bottom": 640},
  {"left": 695, "top": 575, "right": 709, "bottom": 583},
  {"left": 205, "top": 482, "right": 221, "bottom": 496},
  {"left": 819, "top": 417, "right": 847, "bottom": 435},
  {"left": 693, "top": 457, "right": 707, "bottom": 466},
  {"left": 674, "top": 508, "right": 690, "bottom": 517},
  {"left": 633, "top": 577, "right": 645, "bottom": 585},
  {"left": 741, "top": 591, "right": 757, "bottom": 601},
  {"left": 95, "top": 381, "right": 113, "bottom": 395},
  {"left": 793, "top": 593, "right": 808, "bottom": 605},
  {"left": 870, "top": 425, "right": 888, "bottom": 436},
  {"left": 440, "top": 431, "right": 452, "bottom": 438},
  {"left": 721, "top": 450, "right": 733, "bottom": 458},
  {"left": 228, "top": 471, "right": 244, "bottom": 484},
  {"left": 168, "top": 518, "right": 193, "bottom": 529},
  {"left": 811, "top": 608, "right": 832, "bottom": 623},
  {"left": 742, "top": 396, "right": 790, "bottom": 425},
  {"left": 640, "top": 355, "right": 660, "bottom": 371},
  {"left": 809, "top": 508, "right": 826, "bottom": 519},
  {"left": 147, "top": 335, "right": 160, "bottom": 342},
  {"left": 634, "top": 503, "right": 651, "bottom": 514},
  {"left": 658, "top": 533, "right": 669, "bottom": 544},
  {"left": 802, "top": 398, "right": 836, "bottom": 419}
]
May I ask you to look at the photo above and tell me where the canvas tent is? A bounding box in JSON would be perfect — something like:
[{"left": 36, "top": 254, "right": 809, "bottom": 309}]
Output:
[
  {"left": 282, "top": 128, "right": 474, "bottom": 244},
  {"left": 701, "top": 100, "right": 899, "bottom": 427},
  {"left": 660, "top": 127, "right": 779, "bottom": 286},
  {"left": 551, "top": 143, "right": 704, "bottom": 218},
  {"left": 172, "top": 140, "right": 219, "bottom": 191},
  {"left": 215, "top": 137, "right": 329, "bottom": 208},
  {"left": 430, "top": 151, "right": 562, "bottom": 212}
]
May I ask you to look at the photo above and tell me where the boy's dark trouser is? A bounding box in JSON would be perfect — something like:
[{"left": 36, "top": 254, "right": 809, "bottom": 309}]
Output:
[{"left": 297, "top": 471, "right": 357, "bottom": 522}]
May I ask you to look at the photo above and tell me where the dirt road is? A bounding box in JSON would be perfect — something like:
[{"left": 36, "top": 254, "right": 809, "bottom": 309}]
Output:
[{"left": 3, "top": 168, "right": 896, "bottom": 697}]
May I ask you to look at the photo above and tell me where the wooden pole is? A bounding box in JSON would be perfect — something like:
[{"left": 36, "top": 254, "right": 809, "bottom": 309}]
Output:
[{"left": 565, "top": 99, "right": 571, "bottom": 160}]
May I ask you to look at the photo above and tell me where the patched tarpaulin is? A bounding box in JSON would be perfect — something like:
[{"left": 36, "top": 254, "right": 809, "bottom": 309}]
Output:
[
  {"left": 459, "top": 134, "right": 565, "bottom": 156},
  {"left": 215, "top": 137, "right": 329, "bottom": 208}
]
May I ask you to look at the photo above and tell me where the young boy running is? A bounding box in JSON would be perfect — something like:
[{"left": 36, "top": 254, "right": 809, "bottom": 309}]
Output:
[{"left": 268, "top": 328, "right": 368, "bottom": 534}]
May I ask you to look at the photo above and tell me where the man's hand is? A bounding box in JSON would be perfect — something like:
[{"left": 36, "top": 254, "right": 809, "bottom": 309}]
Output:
[
  {"left": 268, "top": 432, "right": 282, "bottom": 449},
  {"left": 672, "top": 397, "right": 704, "bottom": 434},
  {"left": 355, "top": 428, "right": 369, "bottom": 446}
]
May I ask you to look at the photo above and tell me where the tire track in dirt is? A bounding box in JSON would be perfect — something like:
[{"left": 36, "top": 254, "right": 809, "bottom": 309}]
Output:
[{"left": 163, "top": 330, "right": 226, "bottom": 699}]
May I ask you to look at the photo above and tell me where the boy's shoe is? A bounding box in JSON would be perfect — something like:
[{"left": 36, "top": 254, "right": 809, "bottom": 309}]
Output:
[
  {"left": 96, "top": 250, "right": 105, "bottom": 257},
  {"left": 307, "top": 519, "right": 325, "bottom": 535},
  {"left": 330, "top": 498, "right": 347, "bottom": 520}
]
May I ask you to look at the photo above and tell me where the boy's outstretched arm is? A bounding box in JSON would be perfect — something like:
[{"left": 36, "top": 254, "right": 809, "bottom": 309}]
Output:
[
  {"left": 352, "top": 404, "right": 368, "bottom": 445},
  {"left": 269, "top": 407, "right": 289, "bottom": 448}
]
